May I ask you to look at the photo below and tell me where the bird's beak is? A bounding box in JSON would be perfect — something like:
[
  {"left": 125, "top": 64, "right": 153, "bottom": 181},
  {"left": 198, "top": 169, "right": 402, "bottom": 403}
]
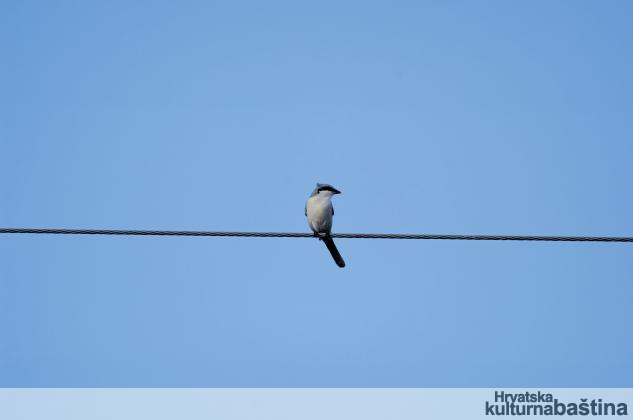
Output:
[{"left": 333, "top": 188, "right": 341, "bottom": 194}]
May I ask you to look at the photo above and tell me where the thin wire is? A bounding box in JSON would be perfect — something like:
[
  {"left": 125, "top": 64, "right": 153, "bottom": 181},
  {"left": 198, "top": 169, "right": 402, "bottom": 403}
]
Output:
[{"left": 1, "top": 228, "right": 632, "bottom": 242}]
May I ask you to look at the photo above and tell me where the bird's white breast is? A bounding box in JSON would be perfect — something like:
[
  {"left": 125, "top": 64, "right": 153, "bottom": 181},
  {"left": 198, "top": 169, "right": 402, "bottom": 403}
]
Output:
[{"left": 306, "top": 194, "right": 333, "bottom": 233}]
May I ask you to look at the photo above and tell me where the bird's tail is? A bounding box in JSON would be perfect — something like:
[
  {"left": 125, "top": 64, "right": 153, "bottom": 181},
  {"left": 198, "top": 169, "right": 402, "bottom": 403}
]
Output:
[{"left": 322, "top": 236, "right": 346, "bottom": 268}]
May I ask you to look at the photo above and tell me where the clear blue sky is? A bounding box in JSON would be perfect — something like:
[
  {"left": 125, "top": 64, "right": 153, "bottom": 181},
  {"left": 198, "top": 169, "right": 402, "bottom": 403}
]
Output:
[{"left": 1, "top": 1, "right": 632, "bottom": 387}]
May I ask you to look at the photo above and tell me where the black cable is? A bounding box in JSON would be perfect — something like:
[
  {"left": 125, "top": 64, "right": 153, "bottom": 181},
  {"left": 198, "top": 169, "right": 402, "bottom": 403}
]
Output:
[{"left": 1, "top": 228, "right": 632, "bottom": 242}]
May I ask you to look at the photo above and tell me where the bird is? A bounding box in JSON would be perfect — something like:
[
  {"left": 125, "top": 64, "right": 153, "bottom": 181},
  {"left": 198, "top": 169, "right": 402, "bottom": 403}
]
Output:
[{"left": 305, "top": 183, "right": 346, "bottom": 268}]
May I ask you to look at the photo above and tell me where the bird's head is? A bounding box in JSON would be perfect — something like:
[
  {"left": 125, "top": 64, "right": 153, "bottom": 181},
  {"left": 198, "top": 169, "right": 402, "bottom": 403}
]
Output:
[{"left": 311, "top": 183, "right": 341, "bottom": 197}]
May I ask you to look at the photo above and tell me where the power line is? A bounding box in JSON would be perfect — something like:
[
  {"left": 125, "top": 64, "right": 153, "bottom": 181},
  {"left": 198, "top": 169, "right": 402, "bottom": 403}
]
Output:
[{"left": 1, "top": 228, "right": 632, "bottom": 242}]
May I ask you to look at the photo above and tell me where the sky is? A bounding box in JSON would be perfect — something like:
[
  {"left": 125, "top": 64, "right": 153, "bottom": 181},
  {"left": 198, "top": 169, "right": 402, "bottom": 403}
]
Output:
[{"left": 1, "top": 1, "right": 632, "bottom": 387}]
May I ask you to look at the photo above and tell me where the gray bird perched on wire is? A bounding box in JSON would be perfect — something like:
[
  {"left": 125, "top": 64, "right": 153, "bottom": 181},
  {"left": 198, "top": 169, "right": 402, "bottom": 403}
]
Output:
[{"left": 305, "top": 183, "right": 346, "bottom": 267}]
